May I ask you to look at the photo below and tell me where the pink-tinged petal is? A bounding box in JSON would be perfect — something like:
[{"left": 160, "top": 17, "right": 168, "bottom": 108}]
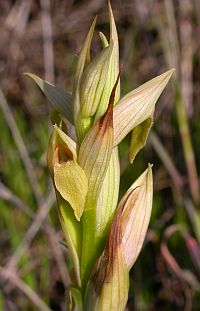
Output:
[
  {"left": 84, "top": 194, "right": 128, "bottom": 311},
  {"left": 119, "top": 164, "right": 153, "bottom": 269}
]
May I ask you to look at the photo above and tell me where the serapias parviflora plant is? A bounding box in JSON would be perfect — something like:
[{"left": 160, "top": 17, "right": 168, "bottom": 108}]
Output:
[{"left": 27, "top": 2, "right": 174, "bottom": 310}]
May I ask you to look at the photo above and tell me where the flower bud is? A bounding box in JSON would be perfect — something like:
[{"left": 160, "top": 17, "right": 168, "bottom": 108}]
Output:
[{"left": 84, "top": 165, "right": 153, "bottom": 310}]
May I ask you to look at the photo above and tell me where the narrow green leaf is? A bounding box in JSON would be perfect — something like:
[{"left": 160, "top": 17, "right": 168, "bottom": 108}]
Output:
[
  {"left": 129, "top": 117, "right": 153, "bottom": 163},
  {"left": 80, "top": 42, "right": 113, "bottom": 118},
  {"left": 185, "top": 199, "right": 200, "bottom": 243},
  {"left": 113, "top": 69, "right": 175, "bottom": 146},
  {"left": 25, "top": 73, "right": 73, "bottom": 124}
]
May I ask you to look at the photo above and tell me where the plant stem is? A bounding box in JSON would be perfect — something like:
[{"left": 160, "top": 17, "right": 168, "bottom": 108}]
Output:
[{"left": 175, "top": 88, "right": 199, "bottom": 205}]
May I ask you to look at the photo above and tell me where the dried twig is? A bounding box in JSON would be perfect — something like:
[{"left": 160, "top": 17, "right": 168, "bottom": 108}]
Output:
[
  {"left": 39, "top": 0, "right": 70, "bottom": 287},
  {"left": 27, "top": 0, "right": 106, "bottom": 39},
  {"left": 40, "top": 0, "right": 54, "bottom": 83},
  {"left": 163, "top": 0, "right": 180, "bottom": 73},
  {"left": 0, "top": 88, "right": 43, "bottom": 206},
  {"left": 154, "top": 0, "right": 199, "bottom": 205},
  {"left": 0, "top": 180, "right": 34, "bottom": 218},
  {"left": 47, "top": 229, "right": 70, "bottom": 287},
  {"left": 6, "top": 189, "right": 55, "bottom": 272},
  {"left": 179, "top": 0, "right": 193, "bottom": 116},
  {"left": 5, "top": 0, "right": 32, "bottom": 38},
  {"left": 149, "top": 131, "right": 183, "bottom": 191},
  {"left": 0, "top": 265, "right": 52, "bottom": 311},
  {"left": 161, "top": 225, "right": 200, "bottom": 291},
  {"left": 0, "top": 181, "right": 69, "bottom": 287}
]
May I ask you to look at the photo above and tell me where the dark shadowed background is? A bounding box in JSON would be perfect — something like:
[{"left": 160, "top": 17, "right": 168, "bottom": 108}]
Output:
[{"left": 1, "top": 0, "right": 200, "bottom": 310}]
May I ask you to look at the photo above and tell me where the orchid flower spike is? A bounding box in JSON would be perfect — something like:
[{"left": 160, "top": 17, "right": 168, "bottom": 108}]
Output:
[{"left": 27, "top": 2, "right": 174, "bottom": 310}]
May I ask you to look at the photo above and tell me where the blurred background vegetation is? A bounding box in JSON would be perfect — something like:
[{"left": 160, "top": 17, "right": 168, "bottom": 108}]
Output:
[{"left": 1, "top": 0, "right": 200, "bottom": 310}]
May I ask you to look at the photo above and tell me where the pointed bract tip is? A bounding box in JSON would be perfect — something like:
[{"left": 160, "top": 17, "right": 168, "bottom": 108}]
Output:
[
  {"left": 94, "top": 15, "right": 98, "bottom": 22},
  {"left": 163, "top": 68, "right": 175, "bottom": 79},
  {"left": 108, "top": 0, "right": 113, "bottom": 13},
  {"left": 88, "top": 15, "right": 97, "bottom": 36},
  {"left": 90, "top": 15, "right": 97, "bottom": 28}
]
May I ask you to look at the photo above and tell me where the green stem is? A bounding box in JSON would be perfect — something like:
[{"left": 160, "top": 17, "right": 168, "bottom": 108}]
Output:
[{"left": 175, "top": 87, "right": 199, "bottom": 205}]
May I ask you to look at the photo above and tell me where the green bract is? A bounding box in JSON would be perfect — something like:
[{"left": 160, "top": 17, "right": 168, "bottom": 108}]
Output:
[{"left": 27, "top": 2, "right": 174, "bottom": 310}]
